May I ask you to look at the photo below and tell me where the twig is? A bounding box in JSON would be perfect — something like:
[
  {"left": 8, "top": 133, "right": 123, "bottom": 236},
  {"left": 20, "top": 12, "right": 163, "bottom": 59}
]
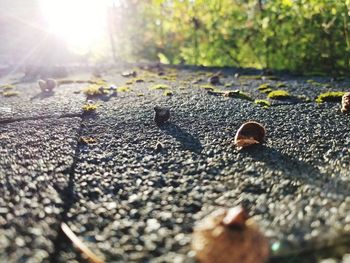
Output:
[{"left": 61, "top": 223, "right": 105, "bottom": 263}]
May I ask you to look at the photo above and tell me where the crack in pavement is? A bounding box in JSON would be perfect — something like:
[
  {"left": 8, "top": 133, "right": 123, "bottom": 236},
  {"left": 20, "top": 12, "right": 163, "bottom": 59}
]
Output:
[{"left": 0, "top": 113, "right": 82, "bottom": 125}]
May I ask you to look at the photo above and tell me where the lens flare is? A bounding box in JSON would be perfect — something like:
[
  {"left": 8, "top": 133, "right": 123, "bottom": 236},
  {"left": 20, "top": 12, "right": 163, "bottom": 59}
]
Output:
[{"left": 39, "top": 0, "right": 108, "bottom": 54}]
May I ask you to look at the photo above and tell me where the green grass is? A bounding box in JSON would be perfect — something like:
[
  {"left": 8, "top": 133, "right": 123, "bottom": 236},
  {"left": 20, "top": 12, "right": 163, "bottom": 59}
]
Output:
[
  {"left": 315, "top": 91, "right": 346, "bottom": 103},
  {"left": 268, "top": 90, "right": 291, "bottom": 100}
]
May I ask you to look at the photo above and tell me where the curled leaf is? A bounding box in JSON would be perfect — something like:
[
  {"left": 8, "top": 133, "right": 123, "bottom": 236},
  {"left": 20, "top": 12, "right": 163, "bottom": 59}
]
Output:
[
  {"left": 234, "top": 121, "right": 266, "bottom": 148},
  {"left": 341, "top": 92, "right": 350, "bottom": 113}
]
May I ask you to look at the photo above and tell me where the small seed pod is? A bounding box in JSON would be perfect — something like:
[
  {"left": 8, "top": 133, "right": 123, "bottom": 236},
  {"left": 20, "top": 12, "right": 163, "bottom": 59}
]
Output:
[
  {"left": 192, "top": 206, "right": 269, "bottom": 263},
  {"left": 46, "top": 78, "right": 57, "bottom": 91},
  {"left": 208, "top": 75, "right": 220, "bottom": 85},
  {"left": 341, "top": 92, "right": 350, "bottom": 113},
  {"left": 234, "top": 121, "right": 266, "bottom": 149},
  {"left": 154, "top": 106, "right": 170, "bottom": 125},
  {"left": 38, "top": 79, "right": 47, "bottom": 92}
]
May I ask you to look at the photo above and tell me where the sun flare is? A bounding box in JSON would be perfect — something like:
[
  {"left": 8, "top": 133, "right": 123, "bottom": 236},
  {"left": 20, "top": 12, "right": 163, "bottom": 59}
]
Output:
[{"left": 40, "top": 0, "right": 109, "bottom": 54}]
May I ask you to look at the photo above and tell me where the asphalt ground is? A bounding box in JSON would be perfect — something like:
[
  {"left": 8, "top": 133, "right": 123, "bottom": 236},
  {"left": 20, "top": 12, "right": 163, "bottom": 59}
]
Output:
[{"left": 0, "top": 65, "right": 350, "bottom": 262}]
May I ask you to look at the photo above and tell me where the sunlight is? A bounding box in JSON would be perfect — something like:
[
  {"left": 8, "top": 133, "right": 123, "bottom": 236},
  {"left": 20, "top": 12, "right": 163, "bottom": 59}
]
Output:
[{"left": 39, "top": 0, "right": 109, "bottom": 54}]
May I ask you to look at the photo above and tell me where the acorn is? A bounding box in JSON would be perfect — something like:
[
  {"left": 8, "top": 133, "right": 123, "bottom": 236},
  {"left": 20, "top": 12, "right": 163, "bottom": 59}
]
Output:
[
  {"left": 341, "top": 92, "right": 350, "bottom": 113},
  {"left": 234, "top": 121, "right": 266, "bottom": 149},
  {"left": 208, "top": 75, "right": 220, "bottom": 85},
  {"left": 154, "top": 106, "right": 170, "bottom": 125},
  {"left": 46, "top": 78, "right": 57, "bottom": 91},
  {"left": 38, "top": 79, "right": 47, "bottom": 92},
  {"left": 38, "top": 78, "right": 57, "bottom": 92},
  {"left": 192, "top": 206, "right": 269, "bottom": 263}
]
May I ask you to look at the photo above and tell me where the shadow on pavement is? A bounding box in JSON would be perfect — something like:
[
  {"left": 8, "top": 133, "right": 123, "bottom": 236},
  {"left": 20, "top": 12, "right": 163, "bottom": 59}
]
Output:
[
  {"left": 241, "top": 145, "right": 350, "bottom": 196},
  {"left": 30, "top": 91, "right": 55, "bottom": 101},
  {"left": 159, "top": 123, "right": 203, "bottom": 153}
]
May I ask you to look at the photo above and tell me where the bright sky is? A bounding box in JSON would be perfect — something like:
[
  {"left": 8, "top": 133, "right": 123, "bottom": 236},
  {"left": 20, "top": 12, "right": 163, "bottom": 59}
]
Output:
[{"left": 39, "top": 0, "right": 113, "bottom": 54}]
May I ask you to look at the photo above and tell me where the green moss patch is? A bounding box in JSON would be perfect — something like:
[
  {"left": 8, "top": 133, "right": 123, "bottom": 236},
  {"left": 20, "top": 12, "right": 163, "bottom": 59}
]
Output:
[
  {"left": 316, "top": 91, "right": 346, "bottom": 103},
  {"left": 255, "top": 99, "right": 271, "bottom": 107},
  {"left": 83, "top": 84, "right": 108, "bottom": 97},
  {"left": 82, "top": 103, "right": 97, "bottom": 112},
  {"left": 267, "top": 90, "right": 291, "bottom": 100},
  {"left": 150, "top": 84, "right": 170, "bottom": 90},
  {"left": 258, "top": 83, "right": 274, "bottom": 91},
  {"left": 0, "top": 84, "right": 15, "bottom": 90},
  {"left": 117, "top": 86, "right": 131, "bottom": 92},
  {"left": 199, "top": 85, "right": 214, "bottom": 90},
  {"left": 3, "top": 91, "right": 19, "bottom": 97},
  {"left": 224, "top": 90, "right": 253, "bottom": 101},
  {"left": 239, "top": 75, "right": 262, "bottom": 80}
]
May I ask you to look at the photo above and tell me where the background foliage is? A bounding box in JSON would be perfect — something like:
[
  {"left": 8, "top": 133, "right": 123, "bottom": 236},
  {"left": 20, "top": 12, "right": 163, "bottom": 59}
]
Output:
[{"left": 111, "top": 0, "right": 350, "bottom": 74}]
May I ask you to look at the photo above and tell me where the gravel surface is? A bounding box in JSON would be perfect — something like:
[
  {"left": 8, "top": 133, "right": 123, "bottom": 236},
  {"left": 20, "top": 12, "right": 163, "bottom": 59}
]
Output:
[
  {"left": 0, "top": 78, "right": 85, "bottom": 122},
  {"left": 0, "top": 117, "right": 81, "bottom": 263},
  {"left": 1, "top": 66, "right": 350, "bottom": 262}
]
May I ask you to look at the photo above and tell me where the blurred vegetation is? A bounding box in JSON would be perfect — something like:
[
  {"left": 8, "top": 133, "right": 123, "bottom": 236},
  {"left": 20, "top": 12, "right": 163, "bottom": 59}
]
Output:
[{"left": 110, "top": 0, "right": 350, "bottom": 74}]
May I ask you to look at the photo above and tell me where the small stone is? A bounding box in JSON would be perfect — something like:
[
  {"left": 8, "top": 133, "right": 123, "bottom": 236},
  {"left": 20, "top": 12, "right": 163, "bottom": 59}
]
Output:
[{"left": 154, "top": 106, "right": 170, "bottom": 125}]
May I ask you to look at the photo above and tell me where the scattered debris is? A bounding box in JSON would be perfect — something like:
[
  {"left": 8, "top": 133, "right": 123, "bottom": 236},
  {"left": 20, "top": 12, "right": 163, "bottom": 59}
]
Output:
[
  {"left": 234, "top": 121, "right": 266, "bottom": 149},
  {"left": 61, "top": 223, "right": 105, "bottom": 263},
  {"left": 121, "top": 70, "right": 137, "bottom": 78},
  {"left": 80, "top": 137, "right": 97, "bottom": 145},
  {"left": 341, "top": 92, "right": 350, "bottom": 113},
  {"left": 316, "top": 91, "right": 346, "bottom": 103},
  {"left": 154, "top": 106, "right": 170, "bottom": 125},
  {"left": 192, "top": 206, "right": 269, "bottom": 263}
]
